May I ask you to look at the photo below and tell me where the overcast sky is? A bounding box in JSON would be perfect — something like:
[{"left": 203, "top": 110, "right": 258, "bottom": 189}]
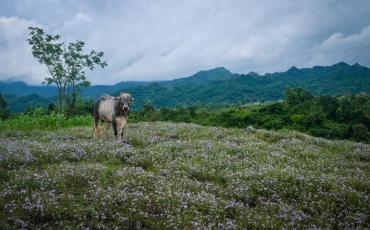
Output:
[{"left": 0, "top": 0, "right": 370, "bottom": 85}]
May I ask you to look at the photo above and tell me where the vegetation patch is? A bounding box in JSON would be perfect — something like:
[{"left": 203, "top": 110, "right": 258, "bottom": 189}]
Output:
[{"left": 1, "top": 122, "right": 369, "bottom": 228}]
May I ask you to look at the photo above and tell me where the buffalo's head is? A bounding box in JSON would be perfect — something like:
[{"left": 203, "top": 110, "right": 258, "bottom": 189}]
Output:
[{"left": 117, "top": 92, "right": 134, "bottom": 114}]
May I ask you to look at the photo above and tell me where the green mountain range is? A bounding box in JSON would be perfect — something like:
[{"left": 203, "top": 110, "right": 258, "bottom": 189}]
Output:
[
  {"left": 1, "top": 62, "right": 370, "bottom": 112},
  {"left": 123, "top": 62, "right": 370, "bottom": 108}
]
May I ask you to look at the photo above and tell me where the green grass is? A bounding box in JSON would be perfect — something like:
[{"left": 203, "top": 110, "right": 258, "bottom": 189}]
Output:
[
  {"left": 0, "top": 113, "right": 92, "bottom": 131},
  {"left": 0, "top": 122, "right": 369, "bottom": 229}
]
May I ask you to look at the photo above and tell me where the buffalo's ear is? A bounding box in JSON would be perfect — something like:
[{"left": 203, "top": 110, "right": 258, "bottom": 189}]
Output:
[
  {"left": 115, "top": 100, "right": 123, "bottom": 113},
  {"left": 131, "top": 97, "right": 135, "bottom": 103}
]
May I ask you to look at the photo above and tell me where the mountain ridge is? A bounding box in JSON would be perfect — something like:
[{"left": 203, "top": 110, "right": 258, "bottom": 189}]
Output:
[
  {"left": 122, "top": 62, "right": 370, "bottom": 108},
  {"left": 1, "top": 62, "right": 369, "bottom": 94},
  {"left": 1, "top": 62, "right": 370, "bottom": 111}
]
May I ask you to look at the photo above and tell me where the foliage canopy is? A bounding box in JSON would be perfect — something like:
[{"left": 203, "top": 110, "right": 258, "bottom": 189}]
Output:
[{"left": 27, "top": 27, "right": 107, "bottom": 111}]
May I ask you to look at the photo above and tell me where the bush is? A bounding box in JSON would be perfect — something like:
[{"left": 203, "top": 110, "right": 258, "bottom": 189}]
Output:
[
  {"left": 0, "top": 93, "right": 11, "bottom": 120},
  {"left": 352, "top": 123, "right": 368, "bottom": 141},
  {"left": 64, "top": 99, "right": 94, "bottom": 117},
  {"left": 0, "top": 107, "right": 10, "bottom": 120},
  {"left": 285, "top": 88, "right": 314, "bottom": 107},
  {"left": 290, "top": 114, "right": 305, "bottom": 124}
]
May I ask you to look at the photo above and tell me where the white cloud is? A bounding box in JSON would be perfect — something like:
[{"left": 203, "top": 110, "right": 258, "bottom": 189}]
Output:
[
  {"left": 0, "top": 16, "right": 47, "bottom": 85},
  {"left": 0, "top": 0, "right": 370, "bottom": 85}
]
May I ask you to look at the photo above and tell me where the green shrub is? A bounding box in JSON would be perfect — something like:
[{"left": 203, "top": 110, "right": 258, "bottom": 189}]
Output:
[
  {"left": 352, "top": 123, "right": 368, "bottom": 141},
  {"left": 290, "top": 114, "right": 305, "bottom": 124}
]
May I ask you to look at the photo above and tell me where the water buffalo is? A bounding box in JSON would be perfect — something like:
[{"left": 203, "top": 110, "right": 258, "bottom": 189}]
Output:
[{"left": 93, "top": 92, "right": 134, "bottom": 140}]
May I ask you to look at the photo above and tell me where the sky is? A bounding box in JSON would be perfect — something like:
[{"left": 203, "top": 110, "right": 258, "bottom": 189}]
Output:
[{"left": 0, "top": 0, "right": 370, "bottom": 85}]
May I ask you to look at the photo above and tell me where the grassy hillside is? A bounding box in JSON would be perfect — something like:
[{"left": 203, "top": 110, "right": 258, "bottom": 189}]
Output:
[{"left": 1, "top": 122, "right": 369, "bottom": 228}]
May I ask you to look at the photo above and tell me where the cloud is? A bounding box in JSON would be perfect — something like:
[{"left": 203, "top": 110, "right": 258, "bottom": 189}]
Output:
[
  {"left": 310, "top": 25, "right": 370, "bottom": 65},
  {"left": 0, "top": 16, "right": 47, "bottom": 84},
  {"left": 0, "top": 0, "right": 370, "bottom": 85}
]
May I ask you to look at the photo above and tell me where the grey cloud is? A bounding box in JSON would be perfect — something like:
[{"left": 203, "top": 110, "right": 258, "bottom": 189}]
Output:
[
  {"left": 0, "top": 0, "right": 370, "bottom": 85},
  {"left": 310, "top": 25, "right": 370, "bottom": 66}
]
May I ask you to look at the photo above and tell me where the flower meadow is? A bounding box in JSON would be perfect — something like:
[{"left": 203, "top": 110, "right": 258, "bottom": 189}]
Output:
[{"left": 0, "top": 122, "right": 369, "bottom": 229}]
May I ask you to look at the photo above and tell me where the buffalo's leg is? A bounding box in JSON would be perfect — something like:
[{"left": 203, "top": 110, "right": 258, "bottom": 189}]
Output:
[
  {"left": 117, "top": 119, "right": 127, "bottom": 142},
  {"left": 113, "top": 118, "right": 127, "bottom": 142},
  {"left": 93, "top": 117, "right": 100, "bottom": 139},
  {"left": 112, "top": 120, "right": 118, "bottom": 140},
  {"left": 104, "top": 122, "right": 111, "bottom": 139}
]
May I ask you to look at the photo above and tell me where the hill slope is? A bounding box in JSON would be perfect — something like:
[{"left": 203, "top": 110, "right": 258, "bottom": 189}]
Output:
[{"left": 0, "top": 122, "right": 369, "bottom": 228}]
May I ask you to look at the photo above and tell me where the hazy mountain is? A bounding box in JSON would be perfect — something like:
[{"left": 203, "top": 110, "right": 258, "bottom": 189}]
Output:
[
  {"left": 0, "top": 81, "right": 57, "bottom": 98},
  {"left": 0, "top": 67, "right": 234, "bottom": 98},
  {"left": 167, "top": 67, "right": 234, "bottom": 86},
  {"left": 1, "top": 62, "right": 370, "bottom": 111},
  {"left": 81, "top": 81, "right": 151, "bottom": 99},
  {"left": 0, "top": 81, "right": 150, "bottom": 112},
  {"left": 122, "top": 62, "right": 370, "bottom": 108},
  {"left": 3, "top": 94, "right": 53, "bottom": 113},
  {"left": 0, "top": 81, "right": 150, "bottom": 98}
]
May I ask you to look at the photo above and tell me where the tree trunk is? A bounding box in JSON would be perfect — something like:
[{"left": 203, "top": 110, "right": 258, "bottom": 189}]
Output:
[
  {"left": 61, "top": 84, "right": 66, "bottom": 112},
  {"left": 56, "top": 81, "right": 66, "bottom": 113},
  {"left": 57, "top": 86, "right": 63, "bottom": 113},
  {"left": 71, "top": 81, "right": 76, "bottom": 108},
  {"left": 66, "top": 83, "right": 70, "bottom": 106}
]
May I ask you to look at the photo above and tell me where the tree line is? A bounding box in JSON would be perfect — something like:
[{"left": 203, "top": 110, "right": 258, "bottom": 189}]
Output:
[
  {"left": 1, "top": 88, "right": 369, "bottom": 142},
  {"left": 129, "top": 89, "right": 370, "bottom": 142}
]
